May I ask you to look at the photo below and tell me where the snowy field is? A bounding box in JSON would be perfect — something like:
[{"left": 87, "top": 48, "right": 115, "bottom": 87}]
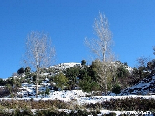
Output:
[
  {"left": 1, "top": 90, "right": 155, "bottom": 115},
  {"left": 2, "top": 90, "right": 155, "bottom": 103},
  {"left": 2, "top": 75, "right": 155, "bottom": 115}
]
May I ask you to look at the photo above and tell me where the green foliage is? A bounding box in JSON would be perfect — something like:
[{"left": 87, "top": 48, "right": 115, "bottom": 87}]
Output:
[
  {"left": 53, "top": 73, "right": 69, "bottom": 90},
  {"left": 17, "top": 67, "right": 25, "bottom": 75},
  {"left": 116, "top": 65, "right": 129, "bottom": 78},
  {"left": 6, "top": 84, "right": 13, "bottom": 94},
  {"left": 86, "top": 97, "right": 155, "bottom": 111},
  {"left": 79, "top": 76, "right": 91, "bottom": 92},
  {"left": 1, "top": 98, "right": 155, "bottom": 115},
  {"left": 13, "top": 108, "right": 33, "bottom": 116},
  {"left": 25, "top": 67, "right": 31, "bottom": 73},
  {"left": 32, "top": 75, "right": 37, "bottom": 82},
  {"left": 79, "top": 68, "right": 87, "bottom": 79},
  {"left": 147, "top": 59, "right": 155, "bottom": 72},
  {"left": 65, "top": 66, "right": 80, "bottom": 89},
  {"left": 112, "top": 84, "right": 121, "bottom": 95},
  {"left": 0, "top": 78, "right": 5, "bottom": 86},
  {"left": 91, "top": 81, "right": 100, "bottom": 91},
  {"left": 103, "top": 112, "right": 116, "bottom": 116},
  {"left": 89, "top": 60, "right": 99, "bottom": 81},
  {"left": 90, "top": 60, "right": 118, "bottom": 95},
  {"left": 45, "top": 87, "right": 50, "bottom": 96},
  {"left": 35, "top": 109, "right": 101, "bottom": 116},
  {"left": 131, "top": 66, "right": 150, "bottom": 86},
  {"left": 124, "top": 62, "right": 128, "bottom": 66},
  {"left": 65, "top": 67, "right": 79, "bottom": 81},
  {"left": 79, "top": 75, "right": 99, "bottom": 92},
  {"left": 36, "top": 109, "right": 59, "bottom": 116},
  {"left": 81, "top": 60, "right": 86, "bottom": 66},
  {"left": 0, "top": 99, "right": 69, "bottom": 110}
]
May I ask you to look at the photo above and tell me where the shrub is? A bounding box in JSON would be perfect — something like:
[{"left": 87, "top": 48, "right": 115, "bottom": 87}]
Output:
[
  {"left": 75, "top": 110, "right": 88, "bottom": 116},
  {"left": 12, "top": 108, "right": 33, "bottom": 116},
  {"left": 36, "top": 109, "right": 58, "bottom": 116},
  {"left": 107, "top": 112, "right": 116, "bottom": 116},
  {"left": 85, "top": 97, "right": 155, "bottom": 111},
  {"left": 58, "top": 111, "right": 68, "bottom": 116},
  {"left": 112, "top": 84, "right": 121, "bottom": 95},
  {"left": 89, "top": 111, "right": 100, "bottom": 116}
]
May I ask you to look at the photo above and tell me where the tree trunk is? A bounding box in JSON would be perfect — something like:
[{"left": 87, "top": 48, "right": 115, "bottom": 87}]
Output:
[
  {"left": 36, "top": 78, "right": 38, "bottom": 98},
  {"left": 36, "top": 67, "right": 39, "bottom": 98},
  {"left": 105, "top": 77, "right": 107, "bottom": 96}
]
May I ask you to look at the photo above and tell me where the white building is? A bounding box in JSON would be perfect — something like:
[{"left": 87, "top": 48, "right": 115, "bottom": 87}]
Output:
[{"left": 51, "top": 62, "right": 81, "bottom": 70}]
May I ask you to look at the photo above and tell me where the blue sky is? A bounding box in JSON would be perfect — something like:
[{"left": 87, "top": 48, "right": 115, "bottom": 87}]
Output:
[{"left": 0, "top": 0, "right": 155, "bottom": 78}]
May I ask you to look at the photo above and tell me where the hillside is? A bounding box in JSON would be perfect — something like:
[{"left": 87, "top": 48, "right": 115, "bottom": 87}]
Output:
[
  {"left": 0, "top": 62, "right": 155, "bottom": 115},
  {"left": 1, "top": 61, "right": 155, "bottom": 98},
  {"left": 119, "top": 74, "right": 155, "bottom": 95}
]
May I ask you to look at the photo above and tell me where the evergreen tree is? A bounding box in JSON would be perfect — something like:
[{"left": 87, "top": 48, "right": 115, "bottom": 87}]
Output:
[
  {"left": 81, "top": 60, "right": 86, "bottom": 66},
  {"left": 116, "top": 65, "right": 129, "bottom": 78},
  {"left": 25, "top": 67, "right": 31, "bottom": 74},
  {"left": 45, "top": 87, "right": 50, "bottom": 96},
  {"left": 112, "top": 84, "right": 121, "bottom": 95},
  {"left": 17, "top": 67, "right": 25, "bottom": 75},
  {"left": 53, "top": 73, "right": 68, "bottom": 90},
  {"left": 79, "top": 75, "right": 99, "bottom": 93},
  {"left": 65, "top": 66, "right": 80, "bottom": 89},
  {"left": 0, "top": 78, "right": 5, "bottom": 86}
]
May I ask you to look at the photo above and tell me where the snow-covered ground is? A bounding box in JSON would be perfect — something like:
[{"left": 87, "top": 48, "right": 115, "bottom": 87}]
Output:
[
  {"left": 99, "top": 110, "right": 153, "bottom": 116},
  {"left": 119, "top": 75, "right": 155, "bottom": 95},
  {"left": 12, "top": 74, "right": 155, "bottom": 106},
  {"left": 2, "top": 89, "right": 155, "bottom": 116},
  {"left": 58, "top": 109, "right": 153, "bottom": 116},
  {"left": 2, "top": 90, "right": 155, "bottom": 104},
  {"left": 3, "top": 69, "right": 155, "bottom": 115}
]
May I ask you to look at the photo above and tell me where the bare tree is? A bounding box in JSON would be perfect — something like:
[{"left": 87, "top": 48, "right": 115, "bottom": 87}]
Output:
[
  {"left": 24, "top": 31, "right": 55, "bottom": 98},
  {"left": 85, "top": 12, "right": 113, "bottom": 62},
  {"left": 95, "top": 60, "right": 116, "bottom": 95},
  {"left": 153, "top": 46, "right": 155, "bottom": 55},
  {"left": 137, "top": 56, "right": 149, "bottom": 68},
  {"left": 85, "top": 12, "right": 115, "bottom": 95}
]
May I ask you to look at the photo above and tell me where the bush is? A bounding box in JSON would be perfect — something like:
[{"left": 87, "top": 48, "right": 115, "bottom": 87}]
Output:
[
  {"left": 59, "top": 111, "right": 68, "bottom": 116},
  {"left": 85, "top": 97, "right": 155, "bottom": 111},
  {"left": 112, "top": 84, "right": 121, "bottom": 95},
  {"left": 36, "top": 109, "right": 58, "bottom": 116},
  {"left": 106, "top": 112, "right": 116, "bottom": 116},
  {"left": 12, "top": 109, "right": 33, "bottom": 116},
  {"left": 74, "top": 110, "right": 88, "bottom": 116},
  {"left": 89, "top": 111, "right": 100, "bottom": 116},
  {"left": 0, "top": 110, "right": 11, "bottom": 116}
]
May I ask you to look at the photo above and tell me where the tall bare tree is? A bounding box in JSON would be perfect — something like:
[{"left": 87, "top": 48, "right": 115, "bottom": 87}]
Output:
[
  {"left": 85, "top": 12, "right": 115, "bottom": 95},
  {"left": 153, "top": 46, "right": 155, "bottom": 55},
  {"left": 24, "top": 31, "right": 55, "bottom": 98},
  {"left": 85, "top": 12, "right": 113, "bottom": 62}
]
